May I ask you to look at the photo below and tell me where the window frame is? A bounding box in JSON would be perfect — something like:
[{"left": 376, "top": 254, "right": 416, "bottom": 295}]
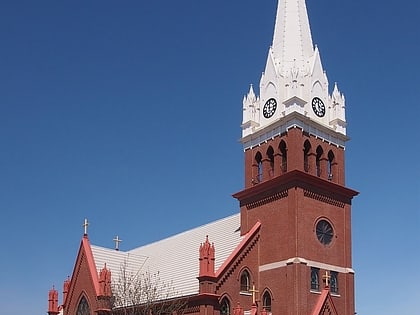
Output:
[
  {"left": 220, "top": 297, "right": 231, "bottom": 315},
  {"left": 262, "top": 291, "right": 272, "bottom": 312},
  {"left": 240, "top": 270, "right": 251, "bottom": 293},
  {"left": 310, "top": 267, "right": 320, "bottom": 292},
  {"left": 76, "top": 296, "right": 90, "bottom": 315},
  {"left": 330, "top": 271, "right": 339, "bottom": 295}
]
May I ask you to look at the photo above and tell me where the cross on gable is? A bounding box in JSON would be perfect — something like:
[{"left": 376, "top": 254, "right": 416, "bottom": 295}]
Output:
[
  {"left": 82, "top": 218, "right": 89, "bottom": 235},
  {"left": 113, "top": 235, "right": 122, "bottom": 251}
]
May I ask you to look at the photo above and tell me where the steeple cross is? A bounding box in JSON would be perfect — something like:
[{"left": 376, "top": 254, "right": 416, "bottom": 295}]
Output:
[
  {"left": 249, "top": 284, "right": 259, "bottom": 304},
  {"left": 83, "top": 218, "right": 89, "bottom": 235},
  {"left": 113, "top": 235, "right": 123, "bottom": 251}
]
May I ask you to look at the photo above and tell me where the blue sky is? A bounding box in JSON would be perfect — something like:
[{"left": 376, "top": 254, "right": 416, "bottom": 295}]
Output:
[{"left": 0, "top": 1, "right": 419, "bottom": 314}]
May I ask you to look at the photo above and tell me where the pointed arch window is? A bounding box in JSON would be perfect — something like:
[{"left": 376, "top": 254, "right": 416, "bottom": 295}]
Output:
[
  {"left": 77, "top": 296, "right": 90, "bottom": 315},
  {"left": 330, "top": 271, "right": 339, "bottom": 295},
  {"left": 267, "top": 146, "right": 275, "bottom": 178},
  {"left": 240, "top": 270, "right": 251, "bottom": 292},
  {"left": 279, "top": 140, "right": 287, "bottom": 173},
  {"left": 262, "top": 291, "right": 272, "bottom": 312},
  {"left": 310, "top": 267, "right": 320, "bottom": 292},
  {"left": 316, "top": 146, "right": 324, "bottom": 177},
  {"left": 327, "top": 150, "right": 335, "bottom": 180},
  {"left": 220, "top": 297, "right": 231, "bottom": 315},
  {"left": 255, "top": 152, "right": 263, "bottom": 183},
  {"left": 303, "top": 140, "right": 311, "bottom": 172}
]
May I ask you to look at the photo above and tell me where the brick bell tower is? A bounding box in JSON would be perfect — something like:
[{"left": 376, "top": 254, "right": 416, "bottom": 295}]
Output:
[{"left": 233, "top": 1, "right": 358, "bottom": 314}]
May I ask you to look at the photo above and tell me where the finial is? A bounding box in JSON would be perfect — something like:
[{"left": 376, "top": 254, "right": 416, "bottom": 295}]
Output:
[
  {"left": 113, "top": 235, "right": 122, "bottom": 251},
  {"left": 82, "top": 218, "right": 89, "bottom": 236}
]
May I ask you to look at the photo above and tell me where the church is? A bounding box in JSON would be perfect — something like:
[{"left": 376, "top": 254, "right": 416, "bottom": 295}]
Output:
[{"left": 47, "top": 1, "right": 358, "bottom": 314}]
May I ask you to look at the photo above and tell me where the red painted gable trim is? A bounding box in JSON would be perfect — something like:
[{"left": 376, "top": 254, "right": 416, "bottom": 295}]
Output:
[
  {"left": 215, "top": 221, "right": 261, "bottom": 278},
  {"left": 81, "top": 236, "right": 100, "bottom": 296},
  {"left": 64, "top": 235, "right": 100, "bottom": 306},
  {"left": 311, "top": 288, "right": 339, "bottom": 315}
]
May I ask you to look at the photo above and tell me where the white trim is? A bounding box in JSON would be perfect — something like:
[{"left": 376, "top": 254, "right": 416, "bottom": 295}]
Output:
[
  {"left": 259, "top": 257, "right": 355, "bottom": 274},
  {"left": 241, "top": 112, "right": 348, "bottom": 151},
  {"left": 259, "top": 261, "right": 288, "bottom": 271},
  {"left": 240, "top": 291, "right": 252, "bottom": 296}
]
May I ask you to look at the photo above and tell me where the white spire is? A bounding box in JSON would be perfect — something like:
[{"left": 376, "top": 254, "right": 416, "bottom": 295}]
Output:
[
  {"left": 241, "top": 0, "right": 348, "bottom": 145},
  {"left": 272, "top": 0, "right": 314, "bottom": 70}
]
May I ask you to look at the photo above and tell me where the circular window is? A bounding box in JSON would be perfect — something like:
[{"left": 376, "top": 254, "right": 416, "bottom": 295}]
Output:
[{"left": 316, "top": 219, "right": 334, "bottom": 245}]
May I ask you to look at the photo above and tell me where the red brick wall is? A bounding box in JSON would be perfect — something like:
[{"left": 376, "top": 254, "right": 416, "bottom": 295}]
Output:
[
  {"left": 231, "top": 129, "right": 355, "bottom": 314},
  {"left": 244, "top": 128, "right": 345, "bottom": 189}
]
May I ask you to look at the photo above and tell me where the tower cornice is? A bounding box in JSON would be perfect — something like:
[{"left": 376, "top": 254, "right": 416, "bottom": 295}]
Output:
[
  {"left": 240, "top": 111, "right": 349, "bottom": 150},
  {"left": 233, "top": 169, "right": 358, "bottom": 207}
]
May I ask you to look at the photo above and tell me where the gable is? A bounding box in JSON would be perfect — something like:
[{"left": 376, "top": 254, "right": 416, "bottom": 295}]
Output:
[
  {"left": 311, "top": 288, "right": 339, "bottom": 315},
  {"left": 64, "top": 237, "right": 101, "bottom": 315}
]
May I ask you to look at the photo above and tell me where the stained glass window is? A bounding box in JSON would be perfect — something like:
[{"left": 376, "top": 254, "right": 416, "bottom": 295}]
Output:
[
  {"left": 76, "top": 296, "right": 90, "bottom": 315},
  {"left": 311, "top": 267, "right": 320, "bottom": 291}
]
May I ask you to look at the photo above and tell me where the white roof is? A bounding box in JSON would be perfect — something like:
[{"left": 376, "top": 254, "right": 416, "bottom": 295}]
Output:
[{"left": 91, "top": 213, "right": 243, "bottom": 298}]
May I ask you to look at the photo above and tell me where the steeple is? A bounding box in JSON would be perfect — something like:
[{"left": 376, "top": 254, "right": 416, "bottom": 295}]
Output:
[
  {"left": 241, "top": 0, "right": 348, "bottom": 146},
  {"left": 272, "top": 0, "right": 313, "bottom": 71}
]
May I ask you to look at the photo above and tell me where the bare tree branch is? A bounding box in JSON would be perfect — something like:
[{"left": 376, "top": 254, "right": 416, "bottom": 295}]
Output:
[{"left": 111, "top": 260, "right": 187, "bottom": 315}]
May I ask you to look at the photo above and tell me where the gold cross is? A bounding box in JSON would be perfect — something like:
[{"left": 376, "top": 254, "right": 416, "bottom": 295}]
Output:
[
  {"left": 249, "top": 284, "right": 259, "bottom": 304},
  {"left": 82, "top": 218, "right": 89, "bottom": 235},
  {"left": 113, "top": 235, "right": 123, "bottom": 250},
  {"left": 323, "top": 270, "right": 331, "bottom": 287}
]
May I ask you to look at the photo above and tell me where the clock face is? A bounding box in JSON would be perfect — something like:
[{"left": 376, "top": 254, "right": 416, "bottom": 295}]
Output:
[
  {"left": 263, "top": 98, "right": 277, "bottom": 118},
  {"left": 316, "top": 219, "right": 334, "bottom": 245},
  {"left": 312, "top": 97, "right": 326, "bottom": 117}
]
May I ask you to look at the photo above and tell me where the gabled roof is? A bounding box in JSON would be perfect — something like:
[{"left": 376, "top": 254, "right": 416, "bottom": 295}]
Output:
[
  {"left": 64, "top": 236, "right": 102, "bottom": 307},
  {"left": 91, "top": 214, "right": 244, "bottom": 298},
  {"left": 311, "top": 288, "right": 339, "bottom": 315}
]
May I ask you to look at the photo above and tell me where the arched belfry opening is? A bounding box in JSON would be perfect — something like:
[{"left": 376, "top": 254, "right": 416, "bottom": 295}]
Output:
[
  {"left": 279, "top": 140, "right": 287, "bottom": 174},
  {"left": 316, "top": 146, "right": 324, "bottom": 177},
  {"left": 254, "top": 151, "right": 263, "bottom": 183},
  {"left": 328, "top": 150, "right": 335, "bottom": 180},
  {"left": 267, "top": 146, "right": 275, "bottom": 178},
  {"left": 303, "top": 140, "right": 311, "bottom": 173}
]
